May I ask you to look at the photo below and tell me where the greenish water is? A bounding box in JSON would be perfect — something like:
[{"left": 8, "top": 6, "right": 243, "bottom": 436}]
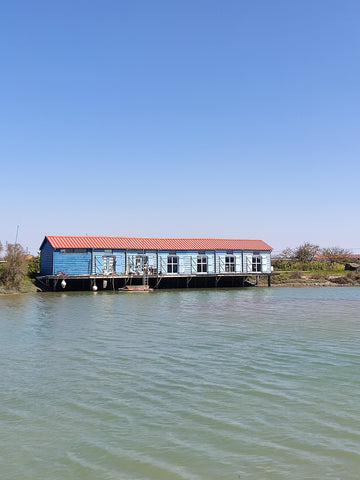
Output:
[{"left": 0, "top": 287, "right": 359, "bottom": 480}]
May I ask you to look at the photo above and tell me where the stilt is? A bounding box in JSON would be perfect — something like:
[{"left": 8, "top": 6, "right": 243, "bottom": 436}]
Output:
[
  {"left": 155, "top": 275, "right": 162, "bottom": 289},
  {"left": 90, "top": 277, "right": 97, "bottom": 291}
]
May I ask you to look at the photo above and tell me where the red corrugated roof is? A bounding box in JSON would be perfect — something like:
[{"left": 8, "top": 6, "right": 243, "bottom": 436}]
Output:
[{"left": 42, "top": 235, "right": 273, "bottom": 251}]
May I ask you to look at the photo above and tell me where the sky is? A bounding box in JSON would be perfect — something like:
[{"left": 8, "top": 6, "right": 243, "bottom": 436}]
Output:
[{"left": 1, "top": 0, "right": 359, "bottom": 255}]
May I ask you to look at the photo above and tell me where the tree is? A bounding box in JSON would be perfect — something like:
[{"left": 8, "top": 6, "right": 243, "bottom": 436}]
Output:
[
  {"left": 0, "top": 243, "right": 28, "bottom": 288},
  {"left": 275, "top": 247, "right": 295, "bottom": 260},
  {"left": 292, "top": 242, "right": 320, "bottom": 262},
  {"left": 277, "top": 243, "right": 320, "bottom": 262},
  {"left": 321, "top": 246, "right": 352, "bottom": 264}
]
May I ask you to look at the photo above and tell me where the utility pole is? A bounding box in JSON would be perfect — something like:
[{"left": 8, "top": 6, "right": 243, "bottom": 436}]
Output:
[{"left": 15, "top": 225, "right": 19, "bottom": 245}]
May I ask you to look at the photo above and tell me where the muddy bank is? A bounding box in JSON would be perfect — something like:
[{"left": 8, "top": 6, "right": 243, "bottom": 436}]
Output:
[{"left": 261, "top": 271, "right": 360, "bottom": 288}]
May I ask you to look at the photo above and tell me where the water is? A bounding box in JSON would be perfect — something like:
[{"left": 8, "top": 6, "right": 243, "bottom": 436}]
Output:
[{"left": 0, "top": 287, "right": 360, "bottom": 480}]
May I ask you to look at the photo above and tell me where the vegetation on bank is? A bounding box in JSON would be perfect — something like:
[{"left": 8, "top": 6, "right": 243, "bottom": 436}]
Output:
[
  {"left": 0, "top": 242, "right": 39, "bottom": 293},
  {"left": 264, "top": 269, "right": 360, "bottom": 287},
  {"left": 267, "top": 242, "right": 360, "bottom": 286}
]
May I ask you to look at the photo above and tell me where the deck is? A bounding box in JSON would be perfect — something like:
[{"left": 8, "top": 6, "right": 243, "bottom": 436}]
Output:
[{"left": 36, "top": 272, "right": 276, "bottom": 291}]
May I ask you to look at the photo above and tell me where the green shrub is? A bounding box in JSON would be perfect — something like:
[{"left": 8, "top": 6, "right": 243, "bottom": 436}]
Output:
[
  {"left": 0, "top": 243, "right": 28, "bottom": 289},
  {"left": 27, "top": 256, "right": 40, "bottom": 278},
  {"left": 273, "top": 259, "right": 345, "bottom": 273}
]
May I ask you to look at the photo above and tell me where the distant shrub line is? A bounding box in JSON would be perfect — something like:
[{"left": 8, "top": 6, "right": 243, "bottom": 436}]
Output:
[{"left": 272, "top": 260, "right": 346, "bottom": 272}]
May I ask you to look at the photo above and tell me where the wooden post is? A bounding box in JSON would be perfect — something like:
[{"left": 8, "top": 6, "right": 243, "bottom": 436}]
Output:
[{"left": 268, "top": 275, "right": 271, "bottom": 287}]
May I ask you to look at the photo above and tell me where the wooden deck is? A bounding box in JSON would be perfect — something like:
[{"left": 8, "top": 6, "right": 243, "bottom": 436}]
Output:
[{"left": 36, "top": 272, "right": 276, "bottom": 291}]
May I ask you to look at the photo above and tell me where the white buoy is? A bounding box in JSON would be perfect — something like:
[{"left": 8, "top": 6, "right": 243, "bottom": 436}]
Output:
[
  {"left": 61, "top": 279, "right": 66, "bottom": 289},
  {"left": 92, "top": 285, "right": 98, "bottom": 292}
]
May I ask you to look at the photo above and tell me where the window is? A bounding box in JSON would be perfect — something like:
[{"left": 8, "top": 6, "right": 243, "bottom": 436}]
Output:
[
  {"left": 167, "top": 256, "right": 178, "bottom": 273},
  {"left": 197, "top": 256, "right": 207, "bottom": 273},
  {"left": 252, "top": 256, "right": 261, "bottom": 272},
  {"left": 104, "top": 249, "right": 113, "bottom": 254},
  {"left": 74, "top": 248, "right": 87, "bottom": 253},
  {"left": 225, "top": 256, "right": 235, "bottom": 272}
]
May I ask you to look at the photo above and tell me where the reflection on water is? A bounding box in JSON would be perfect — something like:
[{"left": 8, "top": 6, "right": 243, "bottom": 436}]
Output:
[{"left": 1, "top": 287, "right": 360, "bottom": 479}]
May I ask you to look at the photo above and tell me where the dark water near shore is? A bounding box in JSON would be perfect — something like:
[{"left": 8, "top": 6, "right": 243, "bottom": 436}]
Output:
[{"left": 0, "top": 287, "right": 360, "bottom": 479}]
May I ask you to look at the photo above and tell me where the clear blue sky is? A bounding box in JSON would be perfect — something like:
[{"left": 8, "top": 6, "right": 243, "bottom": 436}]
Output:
[{"left": 1, "top": 0, "right": 359, "bottom": 255}]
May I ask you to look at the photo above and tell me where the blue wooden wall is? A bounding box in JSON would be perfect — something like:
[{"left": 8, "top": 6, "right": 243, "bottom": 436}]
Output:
[
  {"left": 39, "top": 240, "right": 54, "bottom": 275},
  {"left": 53, "top": 250, "right": 92, "bottom": 275}
]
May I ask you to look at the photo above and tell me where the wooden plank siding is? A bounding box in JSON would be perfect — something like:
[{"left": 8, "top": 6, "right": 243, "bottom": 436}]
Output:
[
  {"left": 53, "top": 250, "right": 92, "bottom": 275},
  {"left": 39, "top": 240, "right": 54, "bottom": 275}
]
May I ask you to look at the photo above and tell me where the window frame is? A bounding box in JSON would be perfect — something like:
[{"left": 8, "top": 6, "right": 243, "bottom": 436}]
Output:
[
  {"left": 225, "top": 255, "right": 235, "bottom": 272},
  {"left": 167, "top": 255, "right": 179, "bottom": 273},
  {"left": 197, "top": 255, "right": 208, "bottom": 273},
  {"left": 252, "top": 255, "right": 262, "bottom": 272}
]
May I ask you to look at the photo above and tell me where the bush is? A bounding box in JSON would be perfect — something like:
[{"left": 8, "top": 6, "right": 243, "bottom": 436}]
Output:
[
  {"left": 0, "top": 243, "right": 28, "bottom": 289},
  {"left": 272, "top": 259, "right": 345, "bottom": 273},
  {"left": 28, "top": 256, "right": 40, "bottom": 278}
]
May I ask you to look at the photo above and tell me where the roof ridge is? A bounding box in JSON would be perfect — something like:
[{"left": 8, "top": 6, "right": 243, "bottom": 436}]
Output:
[{"left": 46, "top": 234, "right": 263, "bottom": 241}]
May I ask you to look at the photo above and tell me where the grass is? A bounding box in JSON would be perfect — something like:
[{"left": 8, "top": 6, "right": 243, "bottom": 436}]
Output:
[
  {"left": 0, "top": 276, "right": 38, "bottom": 294},
  {"left": 265, "top": 269, "right": 360, "bottom": 286}
]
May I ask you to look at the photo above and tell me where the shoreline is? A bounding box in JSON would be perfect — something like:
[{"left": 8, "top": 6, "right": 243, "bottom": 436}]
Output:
[
  {"left": 270, "top": 283, "right": 360, "bottom": 288},
  {"left": 1, "top": 272, "right": 360, "bottom": 294},
  {"left": 1, "top": 283, "right": 360, "bottom": 295}
]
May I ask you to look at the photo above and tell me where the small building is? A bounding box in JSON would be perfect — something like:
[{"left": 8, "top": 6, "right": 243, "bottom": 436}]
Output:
[
  {"left": 38, "top": 235, "right": 273, "bottom": 290},
  {"left": 345, "top": 263, "right": 360, "bottom": 271}
]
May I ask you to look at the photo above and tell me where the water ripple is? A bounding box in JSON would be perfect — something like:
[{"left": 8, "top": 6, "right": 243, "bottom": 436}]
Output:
[{"left": 1, "top": 288, "right": 360, "bottom": 479}]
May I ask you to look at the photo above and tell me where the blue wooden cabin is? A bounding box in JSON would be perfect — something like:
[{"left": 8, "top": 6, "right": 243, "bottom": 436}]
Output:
[{"left": 40, "top": 235, "right": 273, "bottom": 278}]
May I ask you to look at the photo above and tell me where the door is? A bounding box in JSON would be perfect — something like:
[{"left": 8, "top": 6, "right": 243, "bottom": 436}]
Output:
[{"left": 102, "top": 256, "right": 116, "bottom": 274}]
